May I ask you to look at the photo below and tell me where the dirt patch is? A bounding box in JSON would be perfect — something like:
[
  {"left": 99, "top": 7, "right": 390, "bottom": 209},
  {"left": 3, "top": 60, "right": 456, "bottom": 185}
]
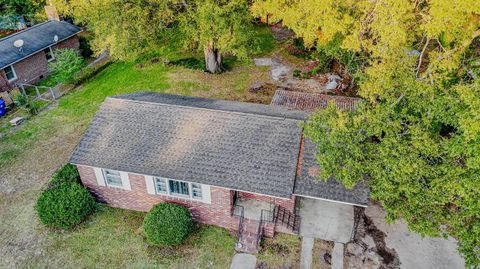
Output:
[
  {"left": 256, "top": 234, "right": 301, "bottom": 269},
  {"left": 312, "top": 239, "right": 334, "bottom": 269},
  {"left": 344, "top": 208, "right": 400, "bottom": 269},
  {"left": 269, "top": 23, "right": 295, "bottom": 42}
]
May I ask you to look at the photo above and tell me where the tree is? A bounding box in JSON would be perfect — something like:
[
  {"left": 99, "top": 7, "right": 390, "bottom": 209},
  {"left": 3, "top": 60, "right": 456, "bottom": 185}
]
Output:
[
  {"left": 0, "top": 0, "right": 46, "bottom": 23},
  {"left": 48, "top": 48, "right": 84, "bottom": 84},
  {"left": 253, "top": 0, "right": 480, "bottom": 267},
  {"left": 179, "top": 0, "right": 254, "bottom": 73},
  {"left": 51, "top": 0, "right": 175, "bottom": 61},
  {"left": 52, "top": 0, "right": 254, "bottom": 73}
]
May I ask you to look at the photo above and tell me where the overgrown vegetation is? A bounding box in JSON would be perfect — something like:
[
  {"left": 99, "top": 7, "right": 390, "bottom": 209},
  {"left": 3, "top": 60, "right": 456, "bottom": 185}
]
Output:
[
  {"left": 253, "top": 1, "right": 480, "bottom": 266},
  {"left": 48, "top": 48, "right": 85, "bottom": 84},
  {"left": 143, "top": 203, "right": 194, "bottom": 246}
]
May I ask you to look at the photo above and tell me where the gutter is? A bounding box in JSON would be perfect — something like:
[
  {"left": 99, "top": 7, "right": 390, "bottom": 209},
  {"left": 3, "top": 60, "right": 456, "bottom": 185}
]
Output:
[{"left": 0, "top": 30, "right": 83, "bottom": 70}]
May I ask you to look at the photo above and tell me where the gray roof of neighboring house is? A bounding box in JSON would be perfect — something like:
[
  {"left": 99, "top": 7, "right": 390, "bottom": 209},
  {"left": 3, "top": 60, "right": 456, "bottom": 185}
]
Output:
[
  {"left": 70, "top": 92, "right": 306, "bottom": 198},
  {"left": 293, "top": 138, "right": 370, "bottom": 206},
  {"left": 0, "top": 20, "right": 82, "bottom": 69}
]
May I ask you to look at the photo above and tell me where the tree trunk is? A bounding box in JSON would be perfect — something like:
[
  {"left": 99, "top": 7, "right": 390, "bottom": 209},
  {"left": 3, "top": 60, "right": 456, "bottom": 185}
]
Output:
[{"left": 204, "top": 43, "right": 224, "bottom": 74}]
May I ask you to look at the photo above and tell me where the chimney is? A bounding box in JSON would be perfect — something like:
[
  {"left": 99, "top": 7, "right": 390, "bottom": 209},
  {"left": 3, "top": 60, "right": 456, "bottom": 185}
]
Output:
[{"left": 44, "top": 3, "right": 60, "bottom": 21}]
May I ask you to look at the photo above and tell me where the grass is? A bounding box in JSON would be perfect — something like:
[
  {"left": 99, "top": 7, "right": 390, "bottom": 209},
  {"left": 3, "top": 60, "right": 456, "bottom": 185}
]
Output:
[
  {"left": 0, "top": 23, "right": 279, "bottom": 268},
  {"left": 37, "top": 206, "right": 235, "bottom": 269},
  {"left": 312, "top": 239, "right": 334, "bottom": 269},
  {"left": 256, "top": 233, "right": 301, "bottom": 268}
]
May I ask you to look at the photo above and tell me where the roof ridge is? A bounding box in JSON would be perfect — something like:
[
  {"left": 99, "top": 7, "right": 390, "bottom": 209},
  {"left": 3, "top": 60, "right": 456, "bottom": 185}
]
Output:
[
  {"left": 106, "top": 95, "right": 307, "bottom": 121},
  {"left": 0, "top": 20, "right": 53, "bottom": 42}
]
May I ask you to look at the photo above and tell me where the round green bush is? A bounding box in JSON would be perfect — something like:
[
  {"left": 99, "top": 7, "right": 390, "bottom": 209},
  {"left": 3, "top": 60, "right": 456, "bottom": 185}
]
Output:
[
  {"left": 49, "top": 163, "right": 81, "bottom": 187},
  {"left": 143, "top": 203, "right": 194, "bottom": 246},
  {"left": 35, "top": 183, "right": 96, "bottom": 229}
]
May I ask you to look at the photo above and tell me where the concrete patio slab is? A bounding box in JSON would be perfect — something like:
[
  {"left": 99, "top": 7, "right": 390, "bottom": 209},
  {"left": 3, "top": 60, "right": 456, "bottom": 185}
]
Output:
[
  {"left": 230, "top": 253, "right": 257, "bottom": 269},
  {"left": 298, "top": 197, "right": 354, "bottom": 243}
]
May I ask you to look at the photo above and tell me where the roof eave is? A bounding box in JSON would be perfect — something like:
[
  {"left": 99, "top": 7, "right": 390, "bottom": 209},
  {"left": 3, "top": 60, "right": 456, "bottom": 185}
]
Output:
[{"left": 0, "top": 29, "right": 83, "bottom": 70}]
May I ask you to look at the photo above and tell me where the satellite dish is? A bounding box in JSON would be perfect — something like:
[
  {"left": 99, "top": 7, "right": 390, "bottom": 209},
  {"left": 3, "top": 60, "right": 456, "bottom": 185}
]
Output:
[
  {"left": 13, "top": 39, "right": 24, "bottom": 52},
  {"left": 13, "top": 39, "right": 24, "bottom": 48},
  {"left": 53, "top": 35, "right": 58, "bottom": 42}
]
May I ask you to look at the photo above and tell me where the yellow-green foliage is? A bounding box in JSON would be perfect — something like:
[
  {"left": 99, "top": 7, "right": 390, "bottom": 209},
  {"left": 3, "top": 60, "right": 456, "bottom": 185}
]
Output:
[{"left": 253, "top": 0, "right": 480, "bottom": 267}]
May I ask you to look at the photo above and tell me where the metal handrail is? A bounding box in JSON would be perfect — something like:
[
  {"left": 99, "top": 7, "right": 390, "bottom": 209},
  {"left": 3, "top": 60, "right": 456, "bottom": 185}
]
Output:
[{"left": 232, "top": 204, "right": 244, "bottom": 217}]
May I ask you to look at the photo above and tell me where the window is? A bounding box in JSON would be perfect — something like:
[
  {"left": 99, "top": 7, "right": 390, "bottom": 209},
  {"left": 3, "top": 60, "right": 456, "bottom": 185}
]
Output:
[
  {"left": 151, "top": 177, "right": 204, "bottom": 200},
  {"left": 192, "top": 183, "right": 202, "bottom": 199},
  {"left": 155, "top": 177, "right": 168, "bottom": 194},
  {"left": 103, "top": 169, "right": 123, "bottom": 187},
  {"left": 44, "top": 47, "right": 54, "bottom": 61},
  {"left": 169, "top": 180, "right": 190, "bottom": 196},
  {"left": 3, "top": 65, "right": 17, "bottom": 81}
]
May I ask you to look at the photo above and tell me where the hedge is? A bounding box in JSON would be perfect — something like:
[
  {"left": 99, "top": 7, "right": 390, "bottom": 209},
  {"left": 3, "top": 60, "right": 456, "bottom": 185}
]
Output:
[
  {"left": 35, "top": 182, "right": 96, "bottom": 229},
  {"left": 143, "top": 203, "right": 194, "bottom": 246}
]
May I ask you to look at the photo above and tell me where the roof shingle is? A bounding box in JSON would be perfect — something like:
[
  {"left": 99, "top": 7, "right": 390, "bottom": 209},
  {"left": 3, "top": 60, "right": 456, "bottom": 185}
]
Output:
[
  {"left": 0, "top": 21, "right": 82, "bottom": 69},
  {"left": 70, "top": 93, "right": 305, "bottom": 198}
]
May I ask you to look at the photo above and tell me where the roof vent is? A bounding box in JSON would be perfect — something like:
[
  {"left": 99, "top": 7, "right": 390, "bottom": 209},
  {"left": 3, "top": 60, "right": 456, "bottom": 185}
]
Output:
[
  {"left": 53, "top": 35, "right": 58, "bottom": 42},
  {"left": 13, "top": 39, "right": 24, "bottom": 52}
]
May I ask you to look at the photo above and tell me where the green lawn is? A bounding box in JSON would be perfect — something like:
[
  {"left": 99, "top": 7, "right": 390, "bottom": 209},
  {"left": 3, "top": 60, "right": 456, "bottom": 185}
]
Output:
[
  {"left": 0, "top": 25, "right": 278, "bottom": 268},
  {"left": 40, "top": 206, "right": 235, "bottom": 269},
  {"left": 256, "top": 233, "right": 302, "bottom": 268}
]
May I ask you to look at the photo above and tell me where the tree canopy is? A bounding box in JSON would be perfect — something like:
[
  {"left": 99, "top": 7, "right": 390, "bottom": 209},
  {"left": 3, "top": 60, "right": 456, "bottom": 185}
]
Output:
[
  {"left": 52, "top": 0, "right": 254, "bottom": 73},
  {"left": 253, "top": 0, "right": 480, "bottom": 267},
  {"left": 0, "top": 0, "right": 46, "bottom": 23}
]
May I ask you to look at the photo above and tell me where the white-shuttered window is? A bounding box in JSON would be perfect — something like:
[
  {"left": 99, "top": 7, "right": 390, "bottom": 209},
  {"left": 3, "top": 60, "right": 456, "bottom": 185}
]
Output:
[
  {"left": 148, "top": 176, "right": 209, "bottom": 203},
  {"left": 103, "top": 169, "right": 123, "bottom": 187}
]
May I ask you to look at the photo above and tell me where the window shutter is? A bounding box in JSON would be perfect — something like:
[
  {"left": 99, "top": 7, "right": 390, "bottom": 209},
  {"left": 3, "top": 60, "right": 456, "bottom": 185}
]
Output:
[
  {"left": 145, "top": 176, "right": 155, "bottom": 194},
  {"left": 93, "top": 167, "right": 106, "bottom": 186},
  {"left": 120, "top": 172, "right": 131, "bottom": 191},
  {"left": 201, "top": 185, "right": 211, "bottom": 204}
]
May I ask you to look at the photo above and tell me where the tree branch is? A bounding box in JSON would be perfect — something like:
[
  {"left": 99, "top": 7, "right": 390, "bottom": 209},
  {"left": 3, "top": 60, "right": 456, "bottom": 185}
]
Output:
[{"left": 416, "top": 37, "right": 430, "bottom": 78}]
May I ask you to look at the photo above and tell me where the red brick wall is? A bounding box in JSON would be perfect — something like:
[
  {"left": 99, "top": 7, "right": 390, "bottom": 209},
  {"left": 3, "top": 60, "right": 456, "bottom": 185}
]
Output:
[
  {"left": 77, "top": 165, "right": 240, "bottom": 231},
  {"left": 76, "top": 165, "right": 299, "bottom": 236},
  {"left": 52, "top": 35, "right": 80, "bottom": 51},
  {"left": 0, "top": 35, "right": 80, "bottom": 89},
  {"left": 12, "top": 50, "right": 49, "bottom": 84}
]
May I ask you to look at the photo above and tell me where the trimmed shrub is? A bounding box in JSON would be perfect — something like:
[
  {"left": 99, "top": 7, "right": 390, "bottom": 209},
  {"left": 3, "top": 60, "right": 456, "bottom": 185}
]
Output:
[
  {"left": 143, "top": 203, "right": 194, "bottom": 246},
  {"left": 35, "top": 182, "right": 96, "bottom": 229},
  {"left": 49, "top": 163, "right": 81, "bottom": 187}
]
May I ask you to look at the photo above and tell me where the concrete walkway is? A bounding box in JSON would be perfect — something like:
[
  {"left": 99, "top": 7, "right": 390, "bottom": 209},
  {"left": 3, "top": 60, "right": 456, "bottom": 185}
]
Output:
[
  {"left": 299, "top": 197, "right": 355, "bottom": 243},
  {"left": 332, "top": 242, "right": 344, "bottom": 269},
  {"left": 300, "top": 237, "right": 314, "bottom": 269},
  {"left": 230, "top": 253, "right": 257, "bottom": 269}
]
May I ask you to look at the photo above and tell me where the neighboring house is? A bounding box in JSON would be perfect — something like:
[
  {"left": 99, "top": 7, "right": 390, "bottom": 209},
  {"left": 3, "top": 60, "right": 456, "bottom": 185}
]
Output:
[
  {"left": 0, "top": 20, "right": 82, "bottom": 92},
  {"left": 69, "top": 91, "right": 369, "bottom": 253}
]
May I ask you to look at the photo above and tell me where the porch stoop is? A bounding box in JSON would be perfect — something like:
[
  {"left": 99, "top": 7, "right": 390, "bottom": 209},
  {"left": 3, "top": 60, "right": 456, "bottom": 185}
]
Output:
[{"left": 235, "top": 219, "right": 261, "bottom": 253}]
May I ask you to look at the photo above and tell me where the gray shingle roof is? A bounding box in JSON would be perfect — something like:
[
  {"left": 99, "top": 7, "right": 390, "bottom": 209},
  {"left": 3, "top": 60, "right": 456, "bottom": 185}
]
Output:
[
  {"left": 70, "top": 92, "right": 305, "bottom": 198},
  {"left": 293, "top": 138, "right": 370, "bottom": 206},
  {"left": 0, "top": 21, "right": 82, "bottom": 69}
]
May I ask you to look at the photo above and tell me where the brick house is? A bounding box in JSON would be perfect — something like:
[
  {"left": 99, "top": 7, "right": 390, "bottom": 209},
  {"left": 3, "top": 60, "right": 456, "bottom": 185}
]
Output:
[
  {"left": 0, "top": 20, "right": 82, "bottom": 92},
  {"left": 69, "top": 92, "right": 369, "bottom": 253}
]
